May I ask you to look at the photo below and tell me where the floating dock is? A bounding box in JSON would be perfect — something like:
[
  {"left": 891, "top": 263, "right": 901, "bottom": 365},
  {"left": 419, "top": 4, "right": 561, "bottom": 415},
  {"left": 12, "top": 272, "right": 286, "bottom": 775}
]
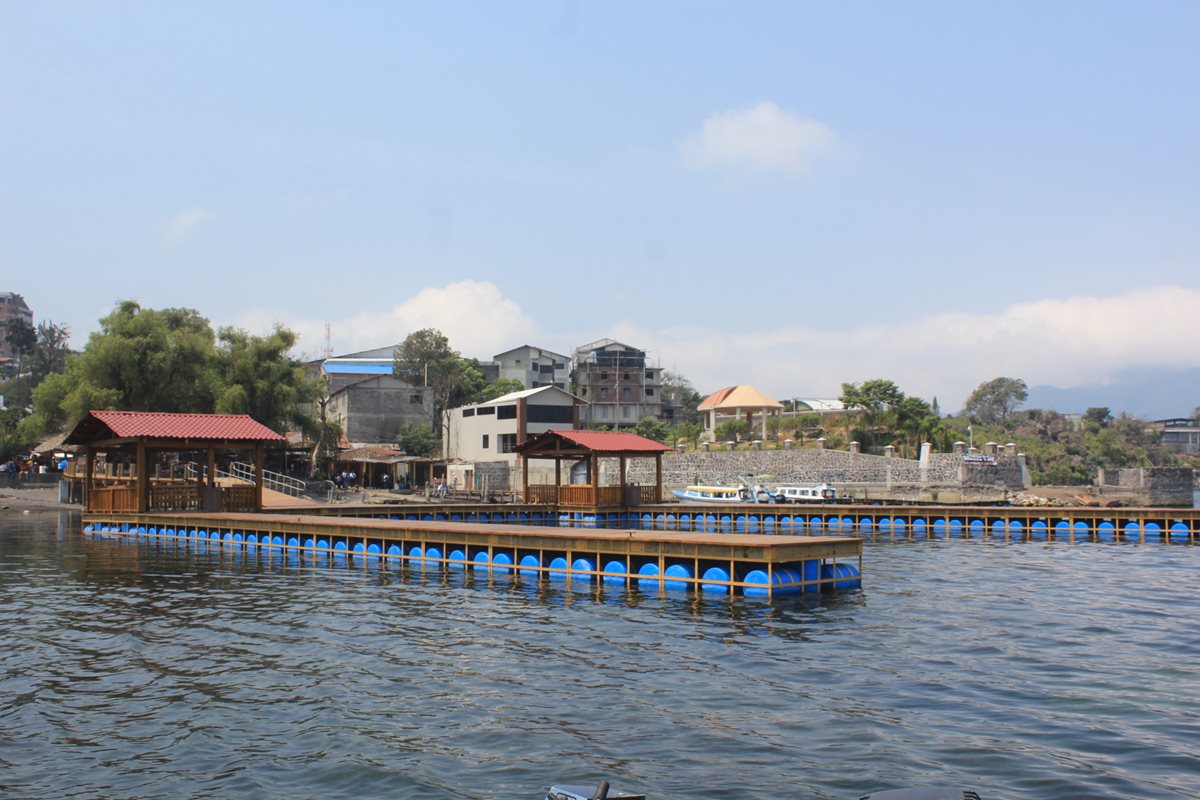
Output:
[
  {"left": 283, "top": 501, "right": 1200, "bottom": 541},
  {"left": 81, "top": 511, "right": 863, "bottom": 597}
]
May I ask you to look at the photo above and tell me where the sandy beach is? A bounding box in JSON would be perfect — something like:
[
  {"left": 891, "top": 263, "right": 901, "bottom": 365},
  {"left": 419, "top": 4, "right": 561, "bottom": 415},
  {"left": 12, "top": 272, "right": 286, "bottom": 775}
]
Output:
[{"left": 0, "top": 485, "right": 69, "bottom": 512}]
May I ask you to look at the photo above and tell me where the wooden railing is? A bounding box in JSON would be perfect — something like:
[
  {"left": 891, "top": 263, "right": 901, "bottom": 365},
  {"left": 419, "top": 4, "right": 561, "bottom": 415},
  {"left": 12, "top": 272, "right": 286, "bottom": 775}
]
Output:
[
  {"left": 526, "top": 484, "right": 558, "bottom": 504},
  {"left": 89, "top": 486, "right": 138, "bottom": 512},
  {"left": 222, "top": 485, "right": 257, "bottom": 512},
  {"left": 527, "top": 484, "right": 649, "bottom": 507},
  {"left": 149, "top": 485, "right": 201, "bottom": 511}
]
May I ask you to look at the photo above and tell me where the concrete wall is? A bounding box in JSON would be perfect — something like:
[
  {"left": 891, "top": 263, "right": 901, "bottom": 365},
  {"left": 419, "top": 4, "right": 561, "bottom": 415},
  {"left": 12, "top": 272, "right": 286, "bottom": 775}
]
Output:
[
  {"left": 330, "top": 376, "right": 432, "bottom": 444},
  {"left": 1096, "top": 467, "right": 1194, "bottom": 506},
  {"left": 611, "top": 447, "right": 1028, "bottom": 504}
]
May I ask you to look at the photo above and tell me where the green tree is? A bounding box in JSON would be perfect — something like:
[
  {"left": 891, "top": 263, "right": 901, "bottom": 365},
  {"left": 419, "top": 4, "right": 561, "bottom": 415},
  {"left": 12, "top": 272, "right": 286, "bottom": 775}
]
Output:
[
  {"left": 839, "top": 379, "right": 904, "bottom": 433},
  {"left": 213, "top": 325, "right": 317, "bottom": 434},
  {"left": 478, "top": 378, "right": 525, "bottom": 402},
  {"left": 961, "top": 377, "right": 1028, "bottom": 424},
  {"left": 632, "top": 415, "right": 671, "bottom": 443},
  {"left": 714, "top": 418, "right": 749, "bottom": 442},
  {"left": 1083, "top": 407, "right": 1112, "bottom": 429},
  {"left": 395, "top": 422, "right": 438, "bottom": 457},
  {"left": 393, "top": 329, "right": 482, "bottom": 435}
]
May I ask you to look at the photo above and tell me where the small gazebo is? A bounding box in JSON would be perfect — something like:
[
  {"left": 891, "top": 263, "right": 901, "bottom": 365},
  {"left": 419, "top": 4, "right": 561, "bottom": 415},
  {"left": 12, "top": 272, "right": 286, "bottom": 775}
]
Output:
[
  {"left": 698, "top": 385, "right": 784, "bottom": 440},
  {"left": 64, "top": 410, "right": 285, "bottom": 513},
  {"left": 514, "top": 429, "right": 670, "bottom": 507}
]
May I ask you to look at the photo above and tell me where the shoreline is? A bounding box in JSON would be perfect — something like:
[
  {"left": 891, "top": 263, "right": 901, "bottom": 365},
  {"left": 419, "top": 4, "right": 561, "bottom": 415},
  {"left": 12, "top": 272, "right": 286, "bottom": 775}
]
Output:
[{"left": 0, "top": 486, "right": 70, "bottom": 512}]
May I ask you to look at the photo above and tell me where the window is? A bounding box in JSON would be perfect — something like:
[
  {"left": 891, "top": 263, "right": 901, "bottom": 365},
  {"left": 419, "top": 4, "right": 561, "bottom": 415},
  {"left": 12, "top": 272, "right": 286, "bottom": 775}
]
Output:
[
  {"left": 528, "top": 405, "right": 573, "bottom": 423},
  {"left": 599, "top": 387, "right": 609, "bottom": 399},
  {"left": 622, "top": 372, "right": 630, "bottom": 380},
  {"left": 497, "top": 405, "right": 517, "bottom": 420},
  {"left": 646, "top": 370, "right": 654, "bottom": 380},
  {"left": 477, "top": 407, "right": 496, "bottom": 416},
  {"left": 646, "top": 388, "right": 655, "bottom": 397},
  {"left": 462, "top": 408, "right": 476, "bottom": 417},
  {"left": 481, "top": 435, "right": 490, "bottom": 449},
  {"left": 622, "top": 406, "right": 633, "bottom": 419},
  {"left": 498, "top": 433, "right": 517, "bottom": 453},
  {"left": 622, "top": 387, "right": 631, "bottom": 400},
  {"left": 600, "top": 371, "right": 608, "bottom": 380},
  {"left": 409, "top": 393, "right": 423, "bottom": 404}
]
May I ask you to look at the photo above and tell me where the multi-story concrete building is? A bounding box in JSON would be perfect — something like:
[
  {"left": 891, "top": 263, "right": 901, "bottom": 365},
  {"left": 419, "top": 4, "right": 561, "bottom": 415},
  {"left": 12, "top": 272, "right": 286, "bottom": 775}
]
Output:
[
  {"left": 0, "top": 292, "right": 34, "bottom": 378},
  {"left": 443, "top": 385, "right": 582, "bottom": 490},
  {"left": 482, "top": 345, "right": 570, "bottom": 390},
  {"left": 571, "top": 338, "right": 663, "bottom": 429},
  {"left": 327, "top": 375, "right": 433, "bottom": 446}
]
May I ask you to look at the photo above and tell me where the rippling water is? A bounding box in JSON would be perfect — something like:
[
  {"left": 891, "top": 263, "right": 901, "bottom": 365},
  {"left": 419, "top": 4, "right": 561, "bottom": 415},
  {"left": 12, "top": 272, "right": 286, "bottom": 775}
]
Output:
[{"left": 2, "top": 509, "right": 1198, "bottom": 800}]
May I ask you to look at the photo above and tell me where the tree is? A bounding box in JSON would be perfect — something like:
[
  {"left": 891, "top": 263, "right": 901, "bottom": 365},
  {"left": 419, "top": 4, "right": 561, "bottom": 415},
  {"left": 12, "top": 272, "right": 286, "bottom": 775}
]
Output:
[
  {"left": 961, "top": 377, "right": 1028, "bottom": 424},
  {"left": 714, "top": 418, "right": 749, "bottom": 442},
  {"left": 393, "top": 329, "right": 482, "bottom": 435},
  {"left": 396, "top": 422, "right": 438, "bottom": 457},
  {"left": 661, "top": 371, "right": 702, "bottom": 425},
  {"left": 478, "top": 378, "right": 525, "bottom": 402},
  {"left": 632, "top": 415, "right": 670, "bottom": 444},
  {"left": 1083, "top": 407, "right": 1112, "bottom": 430},
  {"left": 3, "top": 318, "right": 37, "bottom": 377},
  {"left": 28, "top": 321, "right": 71, "bottom": 387},
  {"left": 213, "top": 325, "right": 318, "bottom": 435},
  {"left": 839, "top": 379, "right": 904, "bottom": 431}
]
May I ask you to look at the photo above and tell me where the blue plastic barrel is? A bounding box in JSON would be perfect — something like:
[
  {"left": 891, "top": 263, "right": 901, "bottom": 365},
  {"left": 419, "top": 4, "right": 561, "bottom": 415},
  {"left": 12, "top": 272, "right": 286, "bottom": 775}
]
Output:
[
  {"left": 1144, "top": 522, "right": 1162, "bottom": 539},
  {"left": 409, "top": 545, "right": 424, "bottom": 559},
  {"left": 911, "top": 519, "right": 927, "bottom": 536},
  {"left": 518, "top": 554, "right": 540, "bottom": 576},
  {"left": 352, "top": 542, "right": 365, "bottom": 554},
  {"left": 386, "top": 544, "right": 402, "bottom": 557},
  {"left": 1073, "top": 521, "right": 1089, "bottom": 540},
  {"left": 701, "top": 566, "right": 730, "bottom": 593},
  {"left": 1170, "top": 522, "right": 1190, "bottom": 540},
  {"left": 366, "top": 542, "right": 381, "bottom": 555},
  {"left": 425, "top": 547, "right": 442, "bottom": 561},
  {"left": 663, "top": 563, "right": 692, "bottom": 591},
  {"left": 449, "top": 549, "right": 468, "bottom": 570},
  {"left": 548, "top": 556, "right": 569, "bottom": 580},
  {"left": 602, "top": 560, "right": 627, "bottom": 585},
  {"left": 1123, "top": 521, "right": 1141, "bottom": 540},
  {"left": 334, "top": 541, "right": 347, "bottom": 552},
  {"left": 636, "top": 562, "right": 660, "bottom": 590},
  {"left": 572, "top": 557, "right": 595, "bottom": 575},
  {"left": 492, "top": 552, "right": 513, "bottom": 573},
  {"left": 932, "top": 519, "right": 947, "bottom": 537},
  {"left": 1096, "top": 521, "right": 1115, "bottom": 541},
  {"left": 820, "top": 563, "right": 861, "bottom": 591},
  {"left": 1030, "top": 520, "right": 1048, "bottom": 538},
  {"left": 474, "top": 551, "right": 492, "bottom": 571},
  {"left": 742, "top": 569, "right": 784, "bottom": 597}
]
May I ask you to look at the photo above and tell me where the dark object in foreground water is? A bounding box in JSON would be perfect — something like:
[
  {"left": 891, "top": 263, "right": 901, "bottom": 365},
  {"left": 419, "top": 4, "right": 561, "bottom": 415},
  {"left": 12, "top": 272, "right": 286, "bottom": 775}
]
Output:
[{"left": 859, "top": 789, "right": 981, "bottom": 800}]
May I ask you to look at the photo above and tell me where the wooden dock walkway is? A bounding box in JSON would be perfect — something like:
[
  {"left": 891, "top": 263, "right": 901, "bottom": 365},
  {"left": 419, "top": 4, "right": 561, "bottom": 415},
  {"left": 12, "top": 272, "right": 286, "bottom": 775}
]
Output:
[{"left": 82, "top": 510, "right": 863, "bottom": 597}]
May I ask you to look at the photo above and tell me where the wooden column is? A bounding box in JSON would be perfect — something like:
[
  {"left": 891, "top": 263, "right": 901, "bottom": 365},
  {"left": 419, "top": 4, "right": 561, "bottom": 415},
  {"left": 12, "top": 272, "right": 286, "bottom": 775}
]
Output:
[
  {"left": 255, "top": 443, "right": 265, "bottom": 510},
  {"left": 136, "top": 439, "right": 149, "bottom": 513},
  {"left": 206, "top": 446, "right": 217, "bottom": 487},
  {"left": 522, "top": 454, "right": 530, "bottom": 502},
  {"left": 85, "top": 448, "right": 96, "bottom": 511},
  {"left": 655, "top": 454, "right": 663, "bottom": 503}
]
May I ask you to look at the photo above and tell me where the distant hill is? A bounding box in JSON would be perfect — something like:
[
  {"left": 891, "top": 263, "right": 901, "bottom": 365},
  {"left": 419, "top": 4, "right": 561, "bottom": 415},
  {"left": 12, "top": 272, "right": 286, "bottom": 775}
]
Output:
[{"left": 1025, "top": 367, "right": 1200, "bottom": 420}]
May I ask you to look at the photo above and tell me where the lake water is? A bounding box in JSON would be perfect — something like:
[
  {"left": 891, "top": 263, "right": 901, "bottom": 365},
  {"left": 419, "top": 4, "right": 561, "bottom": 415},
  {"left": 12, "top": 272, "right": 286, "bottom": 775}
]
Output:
[{"left": 2, "top": 509, "right": 1199, "bottom": 800}]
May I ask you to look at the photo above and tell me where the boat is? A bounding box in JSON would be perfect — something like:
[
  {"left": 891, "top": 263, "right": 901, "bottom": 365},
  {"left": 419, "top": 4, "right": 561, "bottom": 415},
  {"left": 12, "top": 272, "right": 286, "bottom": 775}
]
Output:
[
  {"left": 672, "top": 482, "right": 779, "bottom": 504},
  {"left": 671, "top": 485, "right": 752, "bottom": 504},
  {"left": 772, "top": 482, "right": 837, "bottom": 503},
  {"left": 545, "top": 781, "right": 979, "bottom": 800}
]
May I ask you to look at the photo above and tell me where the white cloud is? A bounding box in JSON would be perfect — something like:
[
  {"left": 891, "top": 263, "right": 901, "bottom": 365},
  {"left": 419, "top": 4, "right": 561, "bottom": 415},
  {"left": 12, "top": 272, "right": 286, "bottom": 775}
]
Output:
[
  {"left": 609, "top": 287, "right": 1200, "bottom": 411},
  {"left": 230, "top": 284, "right": 1200, "bottom": 414},
  {"left": 231, "top": 280, "right": 540, "bottom": 360},
  {"left": 680, "top": 101, "right": 835, "bottom": 174},
  {"left": 162, "top": 207, "right": 213, "bottom": 244}
]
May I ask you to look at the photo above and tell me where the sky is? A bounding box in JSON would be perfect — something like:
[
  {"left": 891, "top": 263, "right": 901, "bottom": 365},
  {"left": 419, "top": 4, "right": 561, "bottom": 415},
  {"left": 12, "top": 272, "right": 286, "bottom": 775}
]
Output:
[{"left": 3, "top": 2, "right": 1198, "bottom": 413}]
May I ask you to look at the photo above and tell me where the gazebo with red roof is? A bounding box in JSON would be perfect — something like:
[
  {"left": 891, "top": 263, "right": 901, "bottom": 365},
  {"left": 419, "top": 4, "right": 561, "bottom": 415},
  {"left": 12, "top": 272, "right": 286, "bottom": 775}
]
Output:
[
  {"left": 512, "top": 428, "right": 670, "bottom": 506},
  {"left": 64, "top": 410, "right": 286, "bottom": 513}
]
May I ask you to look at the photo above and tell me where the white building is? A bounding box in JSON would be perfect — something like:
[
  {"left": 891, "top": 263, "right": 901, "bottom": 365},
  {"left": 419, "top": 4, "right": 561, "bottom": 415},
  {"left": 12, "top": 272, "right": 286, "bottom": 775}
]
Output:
[{"left": 444, "top": 386, "right": 582, "bottom": 490}]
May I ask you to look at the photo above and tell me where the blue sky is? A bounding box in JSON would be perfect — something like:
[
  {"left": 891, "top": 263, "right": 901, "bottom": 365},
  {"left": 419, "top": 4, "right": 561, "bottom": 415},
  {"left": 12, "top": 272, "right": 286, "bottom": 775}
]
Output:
[{"left": 3, "top": 2, "right": 1198, "bottom": 411}]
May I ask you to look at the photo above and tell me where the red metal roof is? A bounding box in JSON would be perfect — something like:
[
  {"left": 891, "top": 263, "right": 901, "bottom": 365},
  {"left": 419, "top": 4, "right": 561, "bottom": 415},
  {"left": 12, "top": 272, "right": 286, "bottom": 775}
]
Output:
[
  {"left": 529, "top": 428, "right": 671, "bottom": 453},
  {"left": 67, "top": 410, "right": 285, "bottom": 443}
]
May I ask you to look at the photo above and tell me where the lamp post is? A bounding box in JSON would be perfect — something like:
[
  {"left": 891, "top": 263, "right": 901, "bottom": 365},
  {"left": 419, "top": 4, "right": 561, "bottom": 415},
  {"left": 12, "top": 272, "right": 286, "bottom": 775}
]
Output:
[{"left": 968, "top": 424, "right": 974, "bottom": 450}]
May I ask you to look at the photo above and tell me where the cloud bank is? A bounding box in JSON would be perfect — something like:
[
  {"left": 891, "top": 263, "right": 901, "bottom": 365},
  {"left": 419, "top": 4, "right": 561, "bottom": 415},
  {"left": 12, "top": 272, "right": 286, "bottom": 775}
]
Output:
[
  {"left": 680, "top": 102, "right": 835, "bottom": 174},
  {"left": 238, "top": 283, "right": 1200, "bottom": 413}
]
